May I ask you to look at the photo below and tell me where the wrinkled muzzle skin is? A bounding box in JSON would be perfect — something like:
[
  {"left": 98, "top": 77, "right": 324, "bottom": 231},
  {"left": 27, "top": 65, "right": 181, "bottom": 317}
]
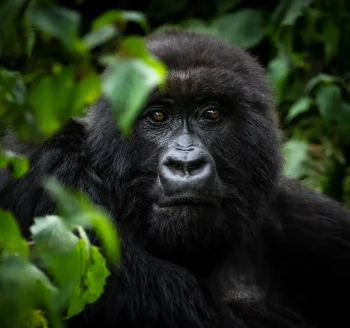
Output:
[{"left": 86, "top": 30, "right": 283, "bottom": 264}]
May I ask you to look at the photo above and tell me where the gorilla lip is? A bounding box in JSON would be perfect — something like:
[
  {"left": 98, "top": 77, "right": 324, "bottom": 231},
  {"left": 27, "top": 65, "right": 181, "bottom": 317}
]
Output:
[{"left": 156, "top": 196, "right": 220, "bottom": 208}]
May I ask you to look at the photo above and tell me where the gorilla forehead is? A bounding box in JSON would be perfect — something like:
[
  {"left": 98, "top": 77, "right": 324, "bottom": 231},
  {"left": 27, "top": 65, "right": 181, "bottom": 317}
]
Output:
[{"left": 146, "top": 30, "right": 272, "bottom": 112}]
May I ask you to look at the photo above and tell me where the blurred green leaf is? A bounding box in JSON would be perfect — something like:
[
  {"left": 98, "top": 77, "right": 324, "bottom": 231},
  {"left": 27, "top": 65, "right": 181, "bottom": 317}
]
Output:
[
  {"left": 267, "top": 56, "right": 290, "bottom": 105},
  {"left": 72, "top": 72, "right": 102, "bottom": 114},
  {"left": 305, "top": 73, "right": 342, "bottom": 93},
  {"left": 286, "top": 96, "right": 313, "bottom": 122},
  {"left": 28, "top": 310, "right": 49, "bottom": 328},
  {"left": 28, "top": 67, "right": 100, "bottom": 135},
  {"left": 0, "top": 210, "right": 28, "bottom": 257},
  {"left": 29, "top": 5, "right": 80, "bottom": 51},
  {"left": 0, "top": 0, "right": 28, "bottom": 57},
  {"left": 0, "top": 149, "right": 29, "bottom": 178},
  {"left": 83, "top": 25, "right": 119, "bottom": 49},
  {"left": 315, "top": 84, "right": 342, "bottom": 121},
  {"left": 29, "top": 70, "right": 73, "bottom": 135},
  {"left": 102, "top": 36, "right": 167, "bottom": 134},
  {"left": 0, "top": 255, "right": 58, "bottom": 328},
  {"left": 283, "top": 139, "right": 310, "bottom": 178},
  {"left": 281, "top": 0, "right": 312, "bottom": 25},
  {"left": 30, "top": 215, "right": 83, "bottom": 308},
  {"left": 323, "top": 21, "right": 340, "bottom": 63},
  {"left": 213, "top": 9, "right": 266, "bottom": 48},
  {"left": 93, "top": 10, "right": 149, "bottom": 33},
  {"left": 44, "top": 178, "right": 120, "bottom": 264}
]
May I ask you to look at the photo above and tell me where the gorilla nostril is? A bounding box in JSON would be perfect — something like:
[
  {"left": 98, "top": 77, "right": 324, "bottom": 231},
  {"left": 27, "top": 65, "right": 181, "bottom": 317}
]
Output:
[
  {"left": 165, "top": 159, "right": 185, "bottom": 174},
  {"left": 187, "top": 159, "right": 207, "bottom": 175}
]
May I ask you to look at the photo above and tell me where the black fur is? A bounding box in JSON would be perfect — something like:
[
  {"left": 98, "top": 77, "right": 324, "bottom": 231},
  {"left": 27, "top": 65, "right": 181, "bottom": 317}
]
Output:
[{"left": 1, "top": 30, "right": 350, "bottom": 328}]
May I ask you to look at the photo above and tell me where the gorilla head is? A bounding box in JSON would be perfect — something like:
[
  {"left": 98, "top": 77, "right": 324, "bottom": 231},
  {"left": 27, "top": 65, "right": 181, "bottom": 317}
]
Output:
[{"left": 87, "top": 30, "right": 282, "bottom": 264}]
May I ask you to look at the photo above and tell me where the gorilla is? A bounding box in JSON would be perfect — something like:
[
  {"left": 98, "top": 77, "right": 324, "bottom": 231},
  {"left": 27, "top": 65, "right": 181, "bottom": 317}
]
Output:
[{"left": 1, "top": 29, "right": 350, "bottom": 328}]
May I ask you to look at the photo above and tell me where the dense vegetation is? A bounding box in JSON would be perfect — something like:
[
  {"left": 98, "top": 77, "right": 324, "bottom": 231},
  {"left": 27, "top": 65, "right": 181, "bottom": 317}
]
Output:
[{"left": 0, "top": 0, "right": 349, "bottom": 326}]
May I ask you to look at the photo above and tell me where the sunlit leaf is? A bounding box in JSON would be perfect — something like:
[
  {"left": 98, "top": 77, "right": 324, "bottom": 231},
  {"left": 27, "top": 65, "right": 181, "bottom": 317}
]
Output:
[
  {"left": 213, "top": 9, "right": 266, "bottom": 48},
  {"left": 28, "top": 310, "right": 49, "bottom": 328},
  {"left": 29, "top": 75, "right": 66, "bottom": 135},
  {"left": 66, "top": 245, "right": 110, "bottom": 318},
  {"left": 0, "top": 149, "right": 29, "bottom": 178},
  {"left": 0, "top": 210, "right": 28, "bottom": 257},
  {"left": 72, "top": 72, "right": 102, "bottom": 114},
  {"left": 286, "top": 96, "right": 313, "bottom": 122}
]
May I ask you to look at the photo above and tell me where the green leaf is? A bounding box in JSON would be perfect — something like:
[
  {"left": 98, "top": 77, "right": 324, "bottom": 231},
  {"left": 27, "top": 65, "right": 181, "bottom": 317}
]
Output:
[
  {"left": 323, "top": 21, "right": 340, "bottom": 63},
  {"left": 0, "top": 0, "right": 28, "bottom": 57},
  {"left": 28, "top": 67, "right": 96, "bottom": 135},
  {"left": 93, "top": 10, "right": 149, "bottom": 33},
  {"left": 29, "top": 5, "right": 80, "bottom": 51},
  {"left": 28, "top": 71, "right": 72, "bottom": 135},
  {"left": 0, "top": 255, "right": 58, "bottom": 327},
  {"left": 0, "top": 209, "right": 28, "bottom": 257},
  {"left": 281, "top": 0, "right": 312, "bottom": 26},
  {"left": 27, "top": 310, "right": 49, "bottom": 328},
  {"left": 72, "top": 72, "right": 102, "bottom": 115},
  {"left": 286, "top": 96, "right": 313, "bottom": 122},
  {"left": 0, "top": 149, "right": 29, "bottom": 178},
  {"left": 212, "top": 9, "right": 266, "bottom": 48},
  {"left": 283, "top": 140, "right": 310, "bottom": 179},
  {"left": 66, "top": 245, "right": 110, "bottom": 318},
  {"left": 315, "top": 84, "right": 342, "bottom": 121},
  {"left": 305, "top": 73, "right": 341, "bottom": 93},
  {"left": 31, "top": 215, "right": 110, "bottom": 318},
  {"left": 267, "top": 57, "right": 290, "bottom": 104},
  {"left": 30, "top": 215, "right": 83, "bottom": 308},
  {"left": 44, "top": 178, "right": 120, "bottom": 264},
  {"left": 102, "top": 36, "right": 167, "bottom": 134},
  {"left": 83, "top": 25, "right": 119, "bottom": 49}
]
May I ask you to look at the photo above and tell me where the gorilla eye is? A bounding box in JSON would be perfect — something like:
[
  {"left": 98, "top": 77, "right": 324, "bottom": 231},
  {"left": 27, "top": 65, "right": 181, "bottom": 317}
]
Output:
[
  {"left": 148, "top": 110, "right": 167, "bottom": 122},
  {"left": 202, "top": 109, "right": 221, "bottom": 120}
]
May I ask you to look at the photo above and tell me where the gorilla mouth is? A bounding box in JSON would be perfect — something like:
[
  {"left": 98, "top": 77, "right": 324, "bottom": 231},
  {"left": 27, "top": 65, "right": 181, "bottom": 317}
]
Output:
[{"left": 157, "top": 196, "right": 220, "bottom": 209}]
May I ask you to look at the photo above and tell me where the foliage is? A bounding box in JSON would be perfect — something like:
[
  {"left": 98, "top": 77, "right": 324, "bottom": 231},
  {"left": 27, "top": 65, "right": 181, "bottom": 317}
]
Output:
[{"left": 1, "top": 0, "right": 350, "bottom": 326}]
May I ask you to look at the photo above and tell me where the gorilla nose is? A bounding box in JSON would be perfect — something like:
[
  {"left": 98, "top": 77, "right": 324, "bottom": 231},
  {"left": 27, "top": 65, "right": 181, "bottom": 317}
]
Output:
[{"left": 159, "top": 147, "right": 216, "bottom": 195}]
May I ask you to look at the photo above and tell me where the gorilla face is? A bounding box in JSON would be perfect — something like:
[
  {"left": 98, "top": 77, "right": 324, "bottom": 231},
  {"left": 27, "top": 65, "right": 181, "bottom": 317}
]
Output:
[{"left": 88, "top": 30, "right": 282, "bottom": 261}]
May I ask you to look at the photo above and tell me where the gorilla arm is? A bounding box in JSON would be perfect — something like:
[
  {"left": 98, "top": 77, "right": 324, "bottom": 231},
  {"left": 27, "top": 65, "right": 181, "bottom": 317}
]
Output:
[{"left": 269, "top": 178, "right": 350, "bottom": 327}]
